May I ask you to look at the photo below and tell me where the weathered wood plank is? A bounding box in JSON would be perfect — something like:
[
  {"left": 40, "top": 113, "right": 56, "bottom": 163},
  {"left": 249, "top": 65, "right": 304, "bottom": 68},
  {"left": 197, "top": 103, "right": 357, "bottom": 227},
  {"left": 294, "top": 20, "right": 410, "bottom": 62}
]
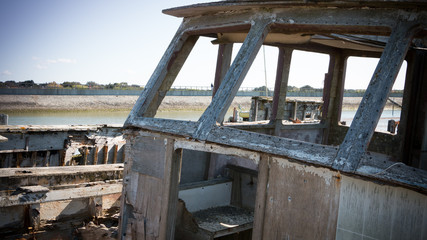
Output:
[
  {"left": 271, "top": 48, "right": 292, "bottom": 123},
  {"left": 124, "top": 25, "right": 198, "bottom": 123},
  {"left": 120, "top": 134, "right": 181, "bottom": 240},
  {"left": 83, "top": 147, "right": 89, "bottom": 165},
  {"left": 0, "top": 183, "right": 122, "bottom": 207},
  {"left": 207, "top": 126, "right": 337, "bottom": 167},
  {"left": 333, "top": 21, "right": 420, "bottom": 172},
  {"left": 252, "top": 154, "right": 269, "bottom": 240},
  {"left": 174, "top": 140, "right": 260, "bottom": 164},
  {"left": 113, "top": 144, "right": 118, "bottom": 164},
  {"left": 213, "top": 43, "right": 233, "bottom": 97},
  {"left": 43, "top": 150, "right": 50, "bottom": 167},
  {"left": 160, "top": 142, "right": 182, "bottom": 240},
  {"left": 0, "top": 164, "right": 124, "bottom": 190},
  {"left": 193, "top": 19, "right": 271, "bottom": 140},
  {"left": 126, "top": 117, "right": 197, "bottom": 137},
  {"left": 262, "top": 157, "right": 340, "bottom": 239},
  {"left": 103, "top": 145, "right": 108, "bottom": 164},
  {"left": 164, "top": 1, "right": 420, "bottom": 35},
  {"left": 93, "top": 146, "right": 98, "bottom": 165}
]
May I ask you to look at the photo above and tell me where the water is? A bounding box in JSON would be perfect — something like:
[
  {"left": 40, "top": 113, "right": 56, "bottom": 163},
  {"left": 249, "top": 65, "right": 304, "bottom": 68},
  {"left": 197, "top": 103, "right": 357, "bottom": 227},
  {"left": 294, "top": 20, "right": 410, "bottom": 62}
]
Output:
[
  {"left": 6, "top": 109, "right": 400, "bottom": 132},
  {"left": 341, "top": 110, "right": 401, "bottom": 132},
  {"left": 6, "top": 110, "right": 206, "bottom": 125}
]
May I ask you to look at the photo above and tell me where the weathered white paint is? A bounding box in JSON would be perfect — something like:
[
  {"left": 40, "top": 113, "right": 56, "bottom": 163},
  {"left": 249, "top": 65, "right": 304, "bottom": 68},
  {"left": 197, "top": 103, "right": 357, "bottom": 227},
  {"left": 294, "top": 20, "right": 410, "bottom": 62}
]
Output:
[
  {"left": 272, "top": 156, "right": 336, "bottom": 186},
  {"left": 336, "top": 175, "right": 427, "bottom": 240}
]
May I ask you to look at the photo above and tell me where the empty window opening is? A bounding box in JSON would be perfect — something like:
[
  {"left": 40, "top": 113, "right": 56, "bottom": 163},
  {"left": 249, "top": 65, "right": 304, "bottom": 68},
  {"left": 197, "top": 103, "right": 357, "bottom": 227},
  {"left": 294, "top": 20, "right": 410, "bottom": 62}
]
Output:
[
  {"left": 155, "top": 36, "right": 217, "bottom": 121},
  {"left": 341, "top": 56, "right": 406, "bottom": 133}
]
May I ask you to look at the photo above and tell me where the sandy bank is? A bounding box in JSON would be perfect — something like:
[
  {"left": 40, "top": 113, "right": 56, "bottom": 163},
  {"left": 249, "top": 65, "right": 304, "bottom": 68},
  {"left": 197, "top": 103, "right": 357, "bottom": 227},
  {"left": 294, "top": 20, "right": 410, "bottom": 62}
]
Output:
[{"left": 0, "top": 95, "right": 402, "bottom": 112}]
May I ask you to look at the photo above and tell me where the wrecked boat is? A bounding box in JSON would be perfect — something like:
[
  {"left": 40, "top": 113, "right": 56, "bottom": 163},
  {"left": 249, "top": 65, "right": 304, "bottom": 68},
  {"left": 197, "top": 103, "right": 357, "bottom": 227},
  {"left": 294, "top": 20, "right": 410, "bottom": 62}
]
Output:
[
  {"left": 0, "top": 125, "right": 125, "bottom": 239},
  {"left": 120, "top": 0, "right": 427, "bottom": 239},
  {"left": 0, "top": 0, "right": 426, "bottom": 239}
]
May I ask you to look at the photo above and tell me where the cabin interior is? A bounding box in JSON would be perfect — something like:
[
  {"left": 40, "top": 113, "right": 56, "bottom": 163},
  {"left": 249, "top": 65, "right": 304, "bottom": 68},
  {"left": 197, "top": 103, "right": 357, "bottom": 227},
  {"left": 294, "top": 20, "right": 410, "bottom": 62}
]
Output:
[{"left": 0, "top": 1, "right": 426, "bottom": 240}]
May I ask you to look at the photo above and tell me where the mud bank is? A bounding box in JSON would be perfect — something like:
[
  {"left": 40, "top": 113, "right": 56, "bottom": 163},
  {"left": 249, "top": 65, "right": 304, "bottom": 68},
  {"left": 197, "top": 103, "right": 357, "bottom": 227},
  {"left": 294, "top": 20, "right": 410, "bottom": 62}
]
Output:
[{"left": 0, "top": 95, "right": 402, "bottom": 112}]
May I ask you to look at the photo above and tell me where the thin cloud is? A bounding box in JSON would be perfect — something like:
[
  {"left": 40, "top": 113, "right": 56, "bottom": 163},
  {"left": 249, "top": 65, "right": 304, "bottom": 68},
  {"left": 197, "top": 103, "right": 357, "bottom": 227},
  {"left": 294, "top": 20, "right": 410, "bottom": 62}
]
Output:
[
  {"left": 33, "top": 57, "right": 77, "bottom": 70},
  {"left": 57, "top": 58, "right": 76, "bottom": 64},
  {"left": 1, "top": 70, "right": 12, "bottom": 76},
  {"left": 36, "top": 64, "right": 48, "bottom": 69}
]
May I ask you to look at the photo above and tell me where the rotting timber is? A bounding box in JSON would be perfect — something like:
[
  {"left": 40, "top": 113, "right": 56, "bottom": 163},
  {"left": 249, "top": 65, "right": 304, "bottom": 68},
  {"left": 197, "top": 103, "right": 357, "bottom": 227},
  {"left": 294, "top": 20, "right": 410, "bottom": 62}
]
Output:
[
  {"left": 120, "top": 1, "right": 427, "bottom": 240},
  {"left": 0, "top": 125, "right": 125, "bottom": 239}
]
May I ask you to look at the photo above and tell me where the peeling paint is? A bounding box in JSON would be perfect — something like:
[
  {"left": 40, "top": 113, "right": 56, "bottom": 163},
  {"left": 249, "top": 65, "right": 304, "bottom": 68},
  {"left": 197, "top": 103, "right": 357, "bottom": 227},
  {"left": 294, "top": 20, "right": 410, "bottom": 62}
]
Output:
[{"left": 272, "top": 157, "right": 335, "bottom": 186}]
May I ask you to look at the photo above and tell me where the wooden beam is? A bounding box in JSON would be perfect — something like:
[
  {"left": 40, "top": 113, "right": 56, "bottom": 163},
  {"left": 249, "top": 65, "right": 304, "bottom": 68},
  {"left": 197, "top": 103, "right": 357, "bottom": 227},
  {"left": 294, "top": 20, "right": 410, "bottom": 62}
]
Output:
[
  {"left": 333, "top": 21, "right": 419, "bottom": 172},
  {"left": 125, "top": 25, "right": 198, "bottom": 124},
  {"left": 31, "top": 151, "right": 37, "bottom": 167},
  {"left": 112, "top": 144, "right": 118, "bottom": 164},
  {"left": 161, "top": 145, "right": 182, "bottom": 239},
  {"left": 83, "top": 147, "right": 89, "bottom": 165},
  {"left": 270, "top": 48, "right": 293, "bottom": 135},
  {"left": 93, "top": 146, "right": 99, "bottom": 165},
  {"left": 126, "top": 117, "right": 197, "bottom": 137},
  {"left": 0, "top": 183, "right": 122, "bottom": 207},
  {"left": 43, "top": 151, "right": 50, "bottom": 167},
  {"left": 252, "top": 154, "right": 269, "bottom": 240},
  {"left": 103, "top": 145, "right": 108, "bottom": 164},
  {"left": 193, "top": 19, "right": 271, "bottom": 140},
  {"left": 213, "top": 43, "right": 233, "bottom": 98}
]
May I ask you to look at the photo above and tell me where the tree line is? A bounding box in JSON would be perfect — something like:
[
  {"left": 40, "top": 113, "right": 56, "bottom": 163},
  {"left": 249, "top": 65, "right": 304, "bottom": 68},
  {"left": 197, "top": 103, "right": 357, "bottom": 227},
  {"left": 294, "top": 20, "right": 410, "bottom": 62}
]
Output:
[
  {"left": 0, "top": 80, "right": 142, "bottom": 90},
  {"left": 0, "top": 80, "right": 403, "bottom": 94}
]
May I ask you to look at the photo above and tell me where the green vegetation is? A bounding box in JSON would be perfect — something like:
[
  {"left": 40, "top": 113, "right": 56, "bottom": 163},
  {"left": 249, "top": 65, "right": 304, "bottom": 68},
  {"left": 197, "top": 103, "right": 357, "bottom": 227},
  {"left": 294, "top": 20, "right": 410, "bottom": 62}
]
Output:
[
  {"left": 0, "top": 80, "right": 403, "bottom": 94},
  {"left": 0, "top": 80, "right": 144, "bottom": 90}
]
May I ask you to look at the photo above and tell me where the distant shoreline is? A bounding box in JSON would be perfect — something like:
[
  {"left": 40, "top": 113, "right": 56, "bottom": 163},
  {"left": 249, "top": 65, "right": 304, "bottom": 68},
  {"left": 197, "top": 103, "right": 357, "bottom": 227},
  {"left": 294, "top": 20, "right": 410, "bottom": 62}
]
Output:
[{"left": 0, "top": 95, "right": 402, "bottom": 112}]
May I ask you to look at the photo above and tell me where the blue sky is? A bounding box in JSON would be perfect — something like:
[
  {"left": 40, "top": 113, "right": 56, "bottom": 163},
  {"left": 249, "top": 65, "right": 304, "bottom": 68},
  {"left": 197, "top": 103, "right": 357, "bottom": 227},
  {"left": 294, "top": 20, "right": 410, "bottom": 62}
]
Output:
[{"left": 0, "top": 0, "right": 405, "bottom": 89}]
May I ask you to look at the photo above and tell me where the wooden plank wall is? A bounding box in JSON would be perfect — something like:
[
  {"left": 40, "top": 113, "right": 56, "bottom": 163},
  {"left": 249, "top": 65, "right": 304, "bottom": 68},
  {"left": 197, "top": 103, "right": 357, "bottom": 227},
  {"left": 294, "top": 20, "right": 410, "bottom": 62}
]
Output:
[
  {"left": 254, "top": 156, "right": 341, "bottom": 239},
  {"left": 120, "top": 132, "right": 181, "bottom": 240}
]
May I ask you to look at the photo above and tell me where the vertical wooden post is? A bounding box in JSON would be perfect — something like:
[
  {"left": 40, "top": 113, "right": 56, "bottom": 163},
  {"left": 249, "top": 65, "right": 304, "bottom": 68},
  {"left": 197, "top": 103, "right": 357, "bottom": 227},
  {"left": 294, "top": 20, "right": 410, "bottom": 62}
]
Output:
[
  {"left": 333, "top": 21, "right": 418, "bottom": 172},
  {"left": 252, "top": 154, "right": 270, "bottom": 240},
  {"left": 293, "top": 101, "right": 298, "bottom": 120},
  {"left": 321, "top": 55, "right": 336, "bottom": 121},
  {"left": 271, "top": 48, "right": 292, "bottom": 121},
  {"left": 213, "top": 43, "right": 233, "bottom": 98},
  {"left": 93, "top": 146, "right": 99, "bottom": 165},
  {"left": 324, "top": 52, "right": 347, "bottom": 145},
  {"left": 271, "top": 48, "right": 293, "bottom": 135},
  {"left": 43, "top": 151, "right": 50, "bottom": 167},
  {"left": 113, "top": 144, "right": 118, "bottom": 164},
  {"left": 161, "top": 145, "right": 182, "bottom": 239},
  {"left": 194, "top": 19, "right": 271, "bottom": 140},
  {"left": 31, "top": 151, "right": 37, "bottom": 167},
  {"left": 103, "top": 145, "right": 108, "bottom": 164},
  {"left": 399, "top": 50, "right": 427, "bottom": 167},
  {"left": 59, "top": 150, "right": 66, "bottom": 166},
  {"left": 83, "top": 147, "right": 89, "bottom": 165},
  {"left": 16, "top": 152, "right": 22, "bottom": 168}
]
